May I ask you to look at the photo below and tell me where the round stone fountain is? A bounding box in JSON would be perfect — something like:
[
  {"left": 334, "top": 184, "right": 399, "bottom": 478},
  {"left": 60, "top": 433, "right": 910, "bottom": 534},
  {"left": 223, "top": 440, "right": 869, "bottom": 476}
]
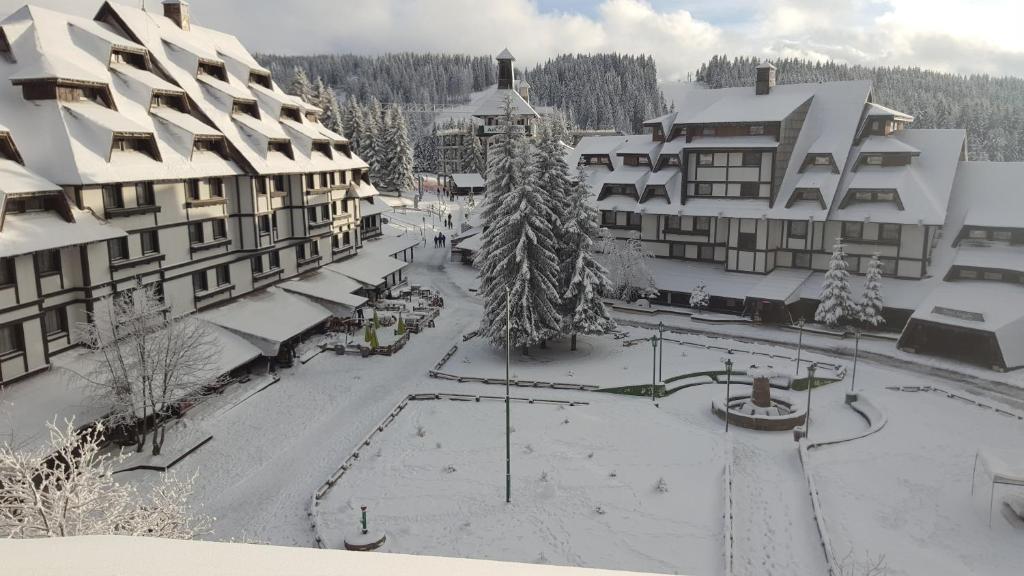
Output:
[{"left": 711, "top": 366, "right": 806, "bottom": 431}]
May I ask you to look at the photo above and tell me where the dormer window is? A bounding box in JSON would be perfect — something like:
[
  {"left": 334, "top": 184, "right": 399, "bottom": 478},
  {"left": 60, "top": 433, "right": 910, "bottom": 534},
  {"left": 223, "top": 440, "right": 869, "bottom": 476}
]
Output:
[
  {"left": 749, "top": 125, "right": 765, "bottom": 136},
  {"left": 150, "top": 90, "right": 188, "bottom": 112},
  {"left": 249, "top": 70, "right": 272, "bottom": 89},
  {"left": 623, "top": 155, "right": 649, "bottom": 167},
  {"left": 110, "top": 48, "right": 148, "bottom": 70},
  {"left": 669, "top": 126, "right": 686, "bottom": 140},
  {"left": 232, "top": 99, "right": 260, "bottom": 118},
  {"left": 0, "top": 132, "right": 23, "bottom": 163},
  {"left": 840, "top": 188, "right": 904, "bottom": 209},
  {"left": 193, "top": 136, "right": 229, "bottom": 160},
  {"left": 268, "top": 139, "right": 294, "bottom": 159},
  {"left": 598, "top": 183, "right": 638, "bottom": 201},
  {"left": 197, "top": 59, "right": 228, "bottom": 81},
  {"left": 280, "top": 105, "right": 302, "bottom": 122},
  {"left": 312, "top": 141, "right": 333, "bottom": 158},
  {"left": 0, "top": 28, "right": 13, "bottom": 63},
  {"left": 304, "top": 111, "right": 319, "bottom": 123},
  {"left": 865, "top": 155, "right": 882, "bottom": 166},
  {"left": 786, "top": 188, "right": 825, "bottom": 209},
  {"left": 702, "top": 126, "right": 715, "bottom": 136},
  {"left": 332, "top": 142, "right": 351, "bottom": 157},
  {"left": 111, "top": 134, "right": 160, "bottom": 161},
  {"left": 800, "top": 154, "right": 837, "bottom": 173},
  {"left": 813, "top": 156, "right": 830, "bottom": 166},
  {"left": 16, "top": 80, "right": 116, "bottom": 109}
]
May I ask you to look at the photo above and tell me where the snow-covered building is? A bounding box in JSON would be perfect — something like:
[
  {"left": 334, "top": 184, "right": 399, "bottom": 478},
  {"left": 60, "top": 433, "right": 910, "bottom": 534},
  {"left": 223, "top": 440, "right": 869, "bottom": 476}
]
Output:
[
  {"left": 577, "top": 64, "right": 1001, "bottom": 351},
  {"left": 472, "top": 49, "right": 539, "bottom": 141},
  {"left": 0, "top": 1, "right": 402, "bottom": 383}
]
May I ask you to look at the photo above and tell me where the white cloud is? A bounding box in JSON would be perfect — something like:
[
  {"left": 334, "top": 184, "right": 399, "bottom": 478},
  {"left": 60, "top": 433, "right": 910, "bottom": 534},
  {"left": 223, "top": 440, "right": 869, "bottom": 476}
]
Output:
[{"left": 0, "top": 0, "right": 1021, "bottom": 79}]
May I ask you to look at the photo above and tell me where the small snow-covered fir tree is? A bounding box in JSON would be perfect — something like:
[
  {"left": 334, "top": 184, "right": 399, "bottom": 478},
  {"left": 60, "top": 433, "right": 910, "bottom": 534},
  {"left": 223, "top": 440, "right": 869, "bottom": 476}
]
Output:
[
  {"left": 815, "top": 239, "right": 859, "bottom": 328},
  {"left": 289, "top": 66, "right": 312, "bottom": 103},
  {"left": 858, "top": 254, "right": 886, "bottom": 328},
  {"left": 476, "top": 95, "right": 562, "bottom": 353},
  {"left": 76, "top": 284, "right": 219, "bottom": 456},
  {"left": 561, "top": 166, "right": 615, "bottom": 350},
  {"left": 313, "top": 77, "right": 331, "bottom": 113},
  {"left": 343, "top": 98, "right": 364, "bottom": 151},
  {"left": 360, "top": 98, "right": 383, "bottom": 177},
  {"left": 689, "top": 281, "right": 710, "bottom": 312},
  {"left": 384, "top": 105, "right": 415, "bottom": 193},
  {"left": 0, "top": 420, "right": 210, "bottom": 538},
  {"left": 462, "top": 133, "right": 485, "bottom": 174}
]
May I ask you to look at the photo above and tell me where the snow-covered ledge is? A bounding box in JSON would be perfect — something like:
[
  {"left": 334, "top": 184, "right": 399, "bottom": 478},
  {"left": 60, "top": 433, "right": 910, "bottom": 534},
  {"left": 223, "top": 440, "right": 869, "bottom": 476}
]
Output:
[{"left": 0, "top": 536, "right": 671, "bottom": 576}]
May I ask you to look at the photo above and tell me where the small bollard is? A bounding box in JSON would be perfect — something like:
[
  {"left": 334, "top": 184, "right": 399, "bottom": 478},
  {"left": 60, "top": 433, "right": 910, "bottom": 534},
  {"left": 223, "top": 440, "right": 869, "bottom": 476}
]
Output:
[{"left": 360, "top": 505, "right": 368, "bottom": 535}]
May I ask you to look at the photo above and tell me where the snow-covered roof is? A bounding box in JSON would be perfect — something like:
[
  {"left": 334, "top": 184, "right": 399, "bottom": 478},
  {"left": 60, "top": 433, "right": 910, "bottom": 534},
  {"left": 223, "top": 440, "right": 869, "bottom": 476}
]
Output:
[
  {"left": 472, "top": 87, "right": 538, "bottom": 118},
  {"left": 359, "top": 233, "right": 420, "bottom": 259},
  {"left": 280, "top": 271, "right": 367, "bottom": 316},
  {"left": 359, "top": 198, "right": 386, "bottom": 218},
  {"left": 673, "top": 84, "right": 813, "bottom": 124},
  {"left": 0, "top": 207, "right": 126, "bottom": 258},
  {"left": 857, "top": 135, "right": 920, "bottom": 155},
  {"left": 326, "top": 252, "right": 408, "bottom": 287},
  {"left": 615, "top": 135, "right": 662, "bottom": 157},
  {"left": 951, "top": 243, "right": 1024, "bottom": 275},
  {"left": 455, "top": 231, "right": 483, "bottom": 254},
  {"left": 866, "top": 102, "right": 914, "bottom": 122},
  {"left": 947, "top": 162, "right": 1024, "bottom": 230},
  {"left": 746, "top": 269, "right": 814, "bottom": 305},
  {"left": 642, "top": 111, "right": 677, "bottom": 135},
  {"left": 0, "top": 157, "right": 62, "bottom": 195},
  {"left": 451, "top": 173, "right": 485, "bottom": 189},
  {"left": 200, "top": 287, "right": 331, "bottom": 356},
  {"left": 496, "top": 48, "right": 515, "bottom": 60}
]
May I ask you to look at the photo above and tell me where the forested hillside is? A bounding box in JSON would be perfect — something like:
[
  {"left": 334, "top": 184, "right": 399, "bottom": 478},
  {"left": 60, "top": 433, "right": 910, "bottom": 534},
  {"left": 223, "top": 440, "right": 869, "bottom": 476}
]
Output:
[
  {"left": 522, "top": 54, "right": 666, "bottom": 133},
  {"left": 695, "top": 55, "right": 1024, "bottom": 161}
]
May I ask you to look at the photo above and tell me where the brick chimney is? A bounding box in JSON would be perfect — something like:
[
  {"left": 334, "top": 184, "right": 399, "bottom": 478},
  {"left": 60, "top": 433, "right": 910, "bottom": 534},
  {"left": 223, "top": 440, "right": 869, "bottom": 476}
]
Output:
[
  {"left": 163, "top": 0, "right": 191, "bottom": 32},
  {"left": 755, "top": 62, "right": 776, "bottom": 96}
]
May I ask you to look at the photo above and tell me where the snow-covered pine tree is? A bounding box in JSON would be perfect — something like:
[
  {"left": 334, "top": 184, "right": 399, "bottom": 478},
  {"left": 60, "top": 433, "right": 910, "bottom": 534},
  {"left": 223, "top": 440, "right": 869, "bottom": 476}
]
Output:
[
  {"left": 384, "top": 105, "right": 415, "bottom": 193},
  {"left": 360, "top": 99, "right": 382, "bottom": 176},
  {"left": 476, "top": 95, "right": 562, "bottom": 353},
  {"left": 533, "top": 121, "right": 572, "bottom": 260},
  {"left": 562, "top": 165, "right": 614, "bottom": 350},
  {"left": 289, "top": 66, "right": 313, "bottom": 103},
  {"left": 367, "top": 97, "right": 387, "bottom": 183},
  {"left": 343, "top": 98, "right": 364, "bottom": 152},
  {"left": 815, "top": 239, "right": 859, "bottom": 328},
  {"left": 858, "top": 254, "right": 886, "bottom": 328},
  {"left": 461, "top": 133, "right": 485, "bottom": 174},
  {"left": 689, "top": 281, "right": 710, "bottom": 312},
  {"left": 313, "top": 77, "right": 331, "bottom": 113},
  {"left": 325, "top": 91, "right": 345, "bottom": 135}
]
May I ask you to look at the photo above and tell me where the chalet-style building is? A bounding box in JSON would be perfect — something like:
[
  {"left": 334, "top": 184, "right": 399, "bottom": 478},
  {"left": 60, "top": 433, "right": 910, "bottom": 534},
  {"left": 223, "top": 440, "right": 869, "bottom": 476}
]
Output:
[
  {"left": 576, "top": 65, "right": 1024, "bottom": 370},
  {"left": 0, "top": 1, "right": 407, "bottom": 384},
  {"left": 472, "top": 49, "right": 539, "bottom": 142}
]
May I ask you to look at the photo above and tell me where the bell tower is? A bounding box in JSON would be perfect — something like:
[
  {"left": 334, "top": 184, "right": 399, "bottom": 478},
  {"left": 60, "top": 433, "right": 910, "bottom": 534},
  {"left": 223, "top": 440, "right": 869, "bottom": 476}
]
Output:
[{"left": 496, "top": 48, "right": 515, "bottom": 90}]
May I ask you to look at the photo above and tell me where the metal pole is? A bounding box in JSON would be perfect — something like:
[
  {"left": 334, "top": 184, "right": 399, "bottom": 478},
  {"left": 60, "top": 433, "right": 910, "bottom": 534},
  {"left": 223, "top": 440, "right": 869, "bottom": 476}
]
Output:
[
  {"left": 850, "top": 330, "right": 860, "bottom": 393},
  {"left": 505, "top": 287, "right": 511, "bottom": 504},
  {"left": 724, "top": 359, "right": 733, "bottom": 432},
  {"left": 795, "top": 318, "right": 804, "bottom": 377},
  {"left": 651, "top": 335, "right": 658, "bottom": 402},
  {"left": 360, "top": 506, "right": 368, "bottom": 535},
  {"left": 806, "top": 363, "right": 816, "bottom": 439},
  {"left": 658, "top": 322, "right": 665, "bottom": 384}
]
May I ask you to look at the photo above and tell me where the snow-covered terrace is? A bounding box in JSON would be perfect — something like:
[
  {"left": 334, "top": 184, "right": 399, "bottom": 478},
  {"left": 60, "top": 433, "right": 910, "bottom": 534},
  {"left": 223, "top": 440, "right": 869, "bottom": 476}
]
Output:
[{"left": 200, "top": 288, "right": 332, "bottom": 357}]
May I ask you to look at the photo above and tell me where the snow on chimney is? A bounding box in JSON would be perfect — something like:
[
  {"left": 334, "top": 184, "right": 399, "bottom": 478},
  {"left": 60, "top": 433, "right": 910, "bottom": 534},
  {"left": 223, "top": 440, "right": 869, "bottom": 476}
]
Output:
[
  {"left": 163, "top": 0, "right": 191, "bottom": 31},
  {"left": 756, "top": 62, "right": 776, "bottom": 96},
  {"left": 518, "top": 80, "right": 531, "bottom": 103}
]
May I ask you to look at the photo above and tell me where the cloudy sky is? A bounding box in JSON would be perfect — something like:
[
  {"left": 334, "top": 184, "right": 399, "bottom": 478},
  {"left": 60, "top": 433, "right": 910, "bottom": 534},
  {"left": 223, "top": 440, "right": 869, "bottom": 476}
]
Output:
[{"left": 7, "top": 0, "right": 1024, "bottom": 79}]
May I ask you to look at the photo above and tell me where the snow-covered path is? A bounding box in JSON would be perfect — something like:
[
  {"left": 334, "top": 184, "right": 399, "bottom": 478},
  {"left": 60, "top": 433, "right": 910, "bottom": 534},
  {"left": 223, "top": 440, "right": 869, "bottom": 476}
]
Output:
[{"left": 178, "top": 241, "right": 483, "bottom": 544}]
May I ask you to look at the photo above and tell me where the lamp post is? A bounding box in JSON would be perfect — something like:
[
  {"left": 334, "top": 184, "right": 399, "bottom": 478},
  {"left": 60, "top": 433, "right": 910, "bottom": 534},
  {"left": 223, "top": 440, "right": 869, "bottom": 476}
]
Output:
[
  {"left": 724, "top": 358, "right": 734, "bottom": 432},
  {"left": 657, "top": 321, "right": 665, "bottom": 384},
  {"left": 505, "top": 287, "right": 511, "bottom": 504},
  {"left": 805, "top": 362, "right": 817, "bottom": 439},
  {"left": 795, "top": 317, "right": 805, "bottom": 377},
  {"left": 651, "top": 335, "right": 658, "bottom": 402},
  {"left": 850, "top": 329, "right": 860, "bottom": 393}
]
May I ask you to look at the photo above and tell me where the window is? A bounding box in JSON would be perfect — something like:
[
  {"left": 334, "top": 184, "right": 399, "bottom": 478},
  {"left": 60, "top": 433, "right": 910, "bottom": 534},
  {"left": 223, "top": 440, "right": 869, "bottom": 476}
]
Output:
[
  {"left": 258, "top": 214, "right": 272, "bottom": 234},
  {"left": 699, "top": 245, "right": 715, "bottom": 261},
  {"left": 843, "top": 222, "right": 863, "bottom": 240},
  {"left": 813, "top": 155, "right": 831, "bottom": 166},
  {"left": 739, "top": 182, "right": 759, "bottom": 198},
  {"left": 697, "top": 153, "right": 714, "bottom": 167},
  {"left": 865, "top": 155, "right": 883, "bottom": 166},
  {"left": 993, "top": 231, "right": 1013, "bottom": 242},
  {"left": 749, "top": 125, "right": 765, "bottom": 136},
  {"left": 43, "top": 308, "right": 65, "bottom": 336},
  {"left": 36, "top": 249, "right": 60, "bottom": 275},
  {"left": 273, "top": 175, "right": 286, "bottom": 192},
  {"left": 212, "top": 219, "right": 227, "bottom": 240},
  {"left": 140, "top": 230, "right": 159, "bottom": 255},
  {"left": 879, "top": 224, "right": 900, "bottom": 243},
  {"left": 332, "top": 235, "right": 340, "bottom": 250},
  {"left": 959, "top": 269, "right": 978, "bottom": 279},
  {"left": 296, "top": 244, "right": 308, "bottom": 260},
  {"left": 209, "top": 178, "right": 224, "bottom": 198},
  {"left": 602, "top": 211, "right": 616, "bottom": 226},
  {"left": 879, "top": 258, "right": 897, "bottom": 276},
  {"left": 983, "top": 271, "right": 1004, "bottom": 281},
  {"left": 109, "top": 238, "right": 128, "bottom": 261},
  {"left": 737, "top": 232, "right": 757, "bottom": 251},
  {"left": 695, "top": 217, "right": 711, "bottom": 232},
  {"left": 794, "top": 252, "right": 811, "bottom": 268},
  {"left": 664, "top": 155, "right": 680, "bottom": 166},
  {"left": 189, "top": 223, "right": 204, "bottom": 245},
  {"left": 702, "top": 126, "right": 715, "bottom": 136},
  {"left": 310, "top": 242, "right": 320, "bottom": 257},
  {"left": 696, "top": 183, "right": 712, "bottom": 196},
  {"left": 342, "top": 231, "right": 351, "bottom": 246},
  {"left": 0, "top": 258, "right": 14, "bottom": 287},
  {"left": 306, "top": 206, "right": 318, "bottom": 222},
  {"left": 306, "top": 174, "right": 316, "bottom": 189},
  {"left": 741, "top": 151, "right": 761, "bottom": 167},
  {"left": 627, "top": 212, "right": 642, "bottom": 228},
  {"left": 0, "top": 324, "right": 23, "bottom": 356},
  {"left": 847, "top": 256, "right": 861, "bottom": 273},
  {"left": 136, "top": 182, "right": 155, "bottom": 206},
  {"left": 664, "top": 215, "right": 681, "bottom": 231},
  {"left": 790, "top": 221, "right": 808, "bottom": 239},
  {"left": 193, "top": 271, "right": 208, "bottom": 293},
  {"left": 255, "top": 178, "right": 267, "bottom": 195},
  {"left": 320, "top": 205, "right": 330, "bottom": 220},
  {"left": 103, "top": 185, "right": 124, "bottom": 209},
  {"left": 216, "top": 265, "right": 230, "bottom": 286},
  {"left": 186, "top": 179, "right": 201, "bottom": 201},
  {"left": 251, "top": 255, "right": 264, "bottom": 274},
  {"left": 268, "top": 251, "right": 280, "bottom": 270}
]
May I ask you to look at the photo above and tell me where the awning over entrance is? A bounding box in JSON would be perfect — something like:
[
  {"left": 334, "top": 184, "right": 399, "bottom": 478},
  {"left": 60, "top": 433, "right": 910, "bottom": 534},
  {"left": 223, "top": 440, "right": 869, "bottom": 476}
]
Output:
[
  {"left": 200, "top": 288, "right": 331, "bottom": 356},
  {"left": 746, "top": 269, "right": 814, "bottom": 305},
  {"left": 326, "top": 253, "right": 408, "bottom": 288},
  {"left": 281, "top": 271, "right": 368, "bottom": 317}
]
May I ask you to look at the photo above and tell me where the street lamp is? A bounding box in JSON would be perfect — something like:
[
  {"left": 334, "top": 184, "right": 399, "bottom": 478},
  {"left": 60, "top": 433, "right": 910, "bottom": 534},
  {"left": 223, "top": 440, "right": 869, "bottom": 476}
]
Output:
[
  {"left": 805, "top": 362, "right": 817, "bottom": 439},
  {"left": 850, "top": 329, "right": 861, "bottom": 394},
  {"left": 795, "top": 317, "right": 805, "bottom": 377},
  {"left": 505, "top": 287, "right": 511, "bottom": 504},
  {"left": 657, "top": 321, "right": 665, "bottom": 384},
  {"left": 724, "top": 358, "right": 734, "bottom": 432},
  {"left": 650, "top": 335, "right": 658, "bottom": 402}
]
